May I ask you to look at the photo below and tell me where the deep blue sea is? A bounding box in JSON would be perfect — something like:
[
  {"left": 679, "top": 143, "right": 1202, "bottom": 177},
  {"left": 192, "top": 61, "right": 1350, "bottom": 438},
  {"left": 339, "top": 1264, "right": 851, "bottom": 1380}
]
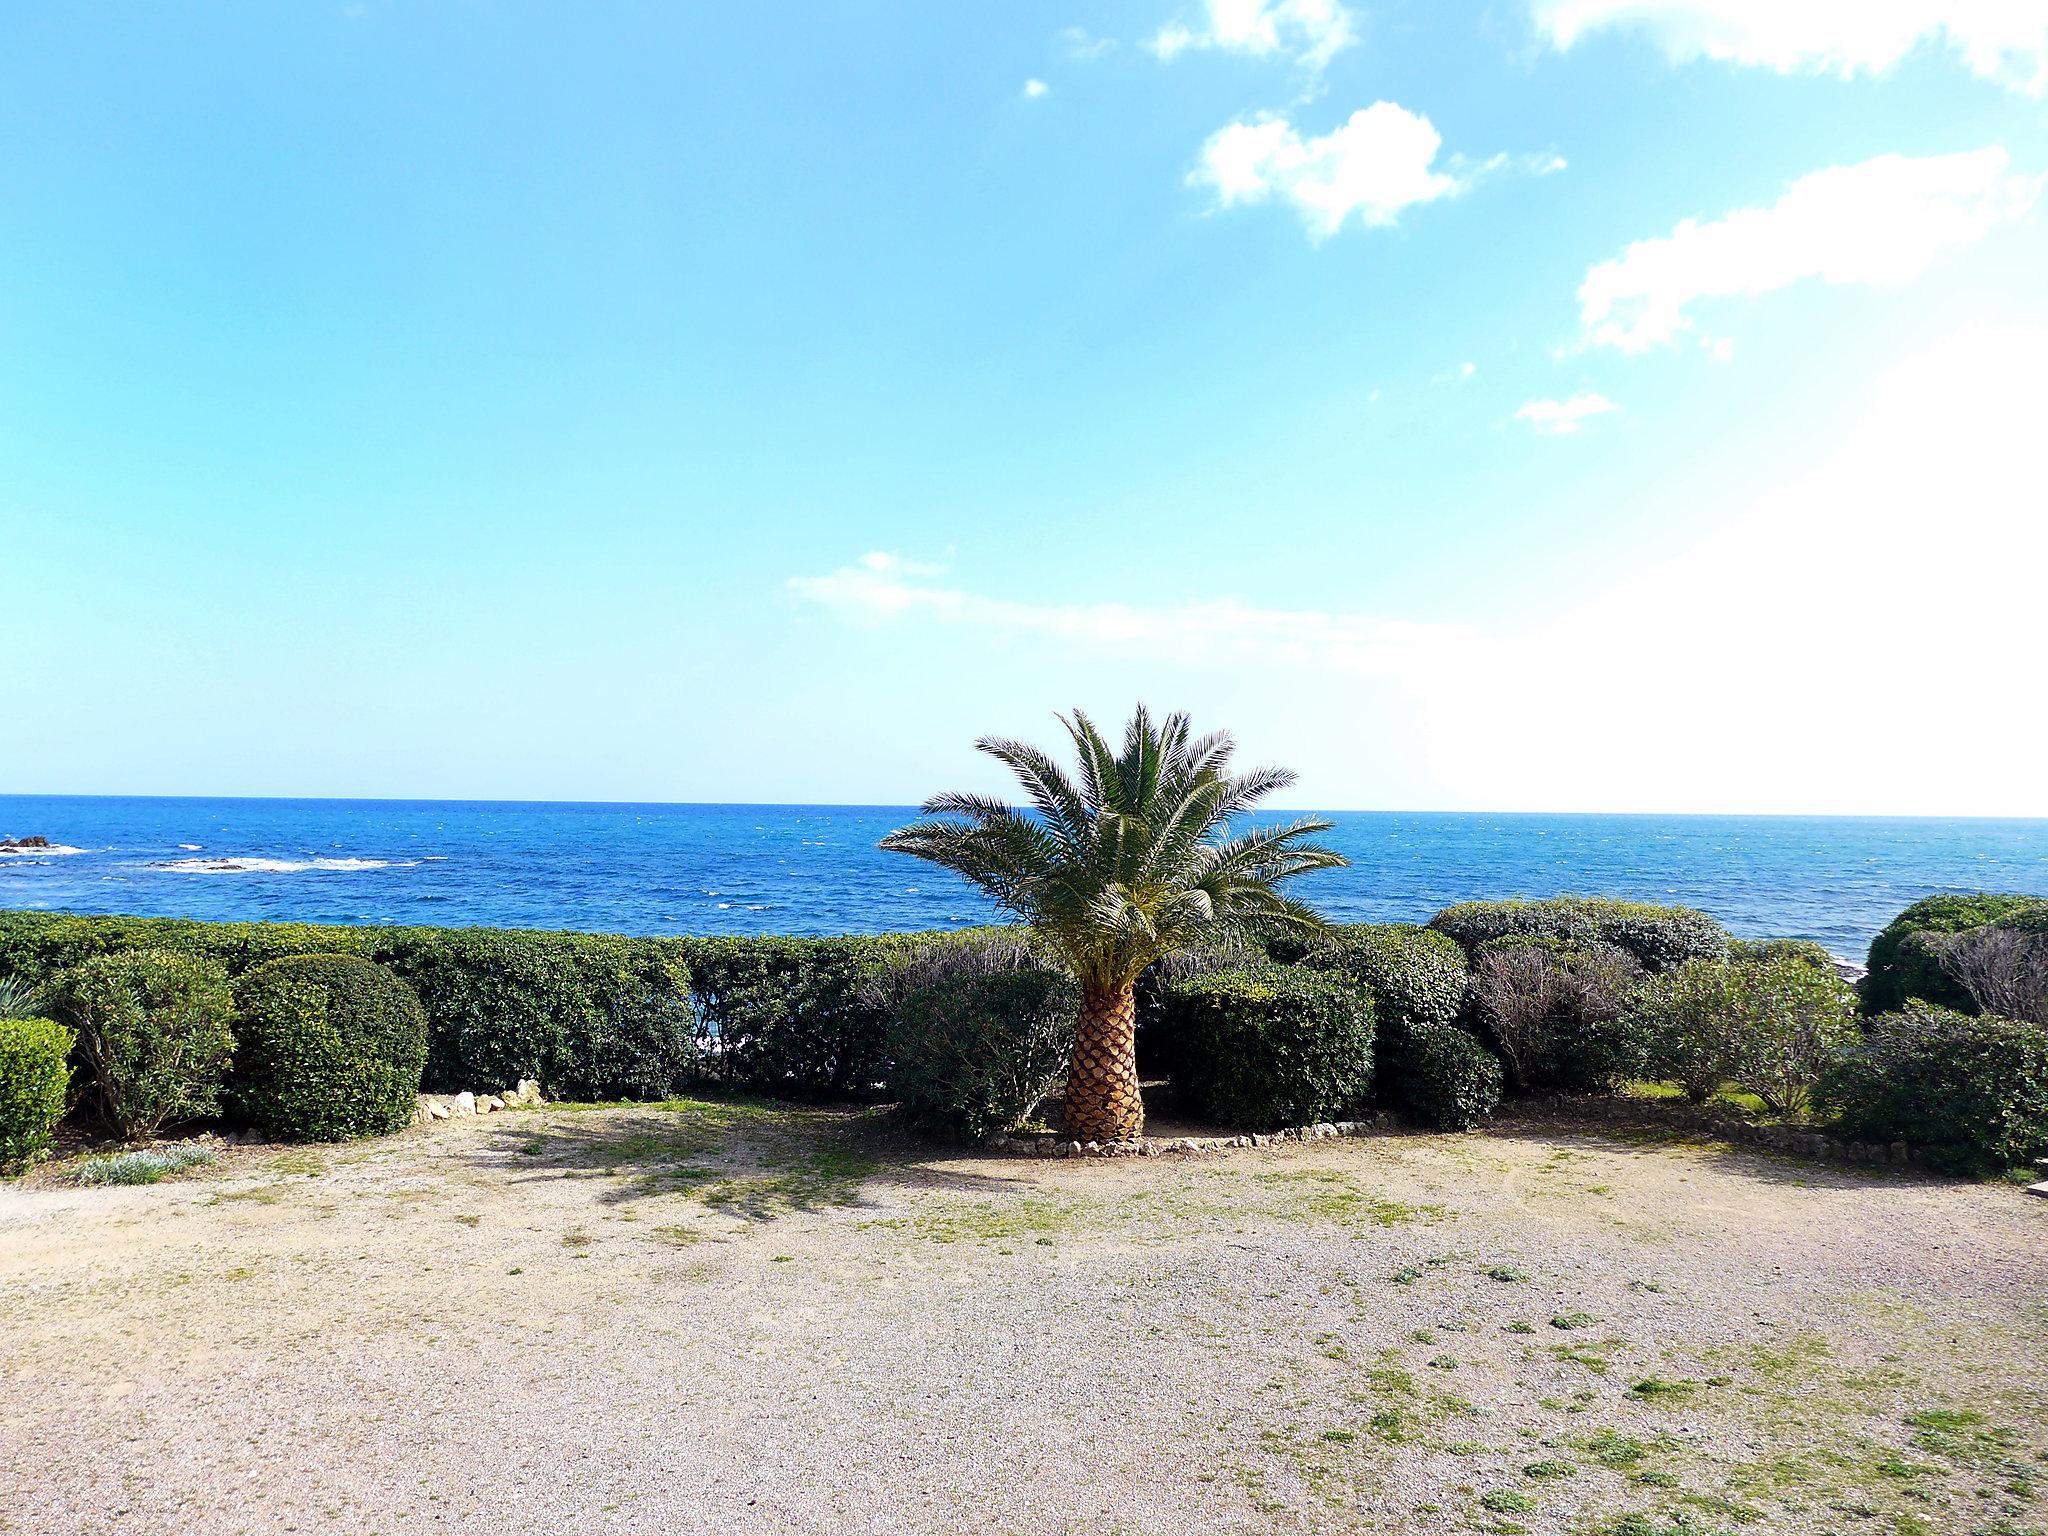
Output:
[{"left": 5, "top": 796, "right": 2047, "bottom": 961}]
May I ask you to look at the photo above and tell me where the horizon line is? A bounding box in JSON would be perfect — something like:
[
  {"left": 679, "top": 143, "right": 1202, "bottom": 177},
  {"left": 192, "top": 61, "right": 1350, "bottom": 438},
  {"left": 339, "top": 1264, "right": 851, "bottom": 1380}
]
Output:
[{"left": 4, "top": 791, "right": 2046, "bottom": 823}]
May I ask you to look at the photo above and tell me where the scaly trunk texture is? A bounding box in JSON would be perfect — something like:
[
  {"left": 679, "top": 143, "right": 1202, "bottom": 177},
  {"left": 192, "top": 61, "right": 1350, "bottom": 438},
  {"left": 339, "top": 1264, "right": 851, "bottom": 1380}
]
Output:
[{"left": 1063, "top": 983, "right": 1144, "bottom": 1142}]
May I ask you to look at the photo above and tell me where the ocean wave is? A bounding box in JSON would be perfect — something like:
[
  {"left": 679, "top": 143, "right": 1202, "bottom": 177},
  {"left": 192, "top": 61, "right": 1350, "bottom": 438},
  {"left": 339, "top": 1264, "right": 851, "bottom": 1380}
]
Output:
[
  {"left": 0, "top": 844, "right": 87, "bottom": 858},
  {"left": 158, "top": 856, "right": 420, "bottom": 874},
  {"left": 178, "top": 843, "right": 203, "bottom": 850}
]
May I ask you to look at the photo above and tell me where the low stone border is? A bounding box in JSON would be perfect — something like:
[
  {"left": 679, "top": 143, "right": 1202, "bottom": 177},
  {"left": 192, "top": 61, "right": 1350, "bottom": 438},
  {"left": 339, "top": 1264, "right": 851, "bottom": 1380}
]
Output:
[
  {"left": 414, "top": 1080, "right": 545, "bottom": 1124},
  {"left": 1717, "top": 1117, "right": 1922, "bottom": 1168},
  {"left": 985, "top": 1113, "right": 1394, "bottom": 1160}
]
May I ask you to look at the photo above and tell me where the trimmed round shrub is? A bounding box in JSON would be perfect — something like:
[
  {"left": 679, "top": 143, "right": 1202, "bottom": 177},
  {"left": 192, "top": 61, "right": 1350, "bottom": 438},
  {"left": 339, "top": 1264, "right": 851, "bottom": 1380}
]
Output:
[
  {"left": 1817, "top": 1002, "right": 2048, "bottom": 1173},
  {"left": 1469, "top": 939, "right": 1648, "bottom": 1095},
  {"left": 1164, "top": 967, "right": 1374, "bottom": 1132},
  {"left": 45, "top": 950, "right": 235, "bottom": 1139},
  {"left": 233, "top": 956, "right": 428, "bottom": 1141},
  {"left": 1, "top": 1013, "right": 72, "bottom": 1172},
  {"left": 1299, "top": 924, "right": 1468, "bottom": 1045},
  {"left": 888, "top": 967, "right": 1077, "bottom": 1142},
  {"left": 1431, "top": 898, "right": 1729, "bottom": 974},
  {"left": 1862, "top": 893, "right": 2048, "bottom": 1016},
  {"left": 1398, "top": 1026, "right": 1503, "bottom": 1131}
]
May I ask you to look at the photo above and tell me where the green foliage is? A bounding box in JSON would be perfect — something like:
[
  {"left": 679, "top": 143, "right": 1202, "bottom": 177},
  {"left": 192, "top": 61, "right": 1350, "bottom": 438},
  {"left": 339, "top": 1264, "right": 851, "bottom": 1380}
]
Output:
[
  {"left": 73, "top": 1144, "right": 216, "bottom": 1186},
  {"left": 1818, "top": 1002, "right": 2048, "bottom": 1173},
  {"left": 1628, "top": 957, "right": 1743, "bottom": 1103},
  {"left": 1430, "top": 897, "right": 1730, "bottom": 973},
  {"left": 403, "top": 928, "right": 696, "bottom": 1100},
  {"left": 1163, "top": 966, "right": 1374, "bottom": 1131},
  {"left": 1298, "top": 923, "right": 1468, "bottom": 1046},
  {"left": 1469, "top": 939, "right": 1648, "bottom": 1094},
  {"left": 1397, "top": 1025, "right": 1503, "bottom": 1131},
  {"left": 1633, "top": 953, "right": 1858, "bottom": 1112},
  {"left": 0, "top": 912, "right": 697, "bottom": 1100},
  {"left": 1726, "top": 937, "right": 1837, "bottom": 974},
  {"left": 0, "top": 1013, "right": 72, "bottom": 1171},
  {"left": 232, "top": 955, "right": 428, "bottom": 1141},
  {"left": 888, "top": 967, "right": 1077, "bottom": 1141},
  {"left": 1863, "top": 893, "right": 2048, "bottom": 1015},
  {"left": 881, "top": 705, "right": 1346, "bottom": 992},
  {"left": 685, "top": 935, "right": 902, "bottom": 1098},
  {"left": 45, "top": 950, "right": 236, "bottom": 1138}
]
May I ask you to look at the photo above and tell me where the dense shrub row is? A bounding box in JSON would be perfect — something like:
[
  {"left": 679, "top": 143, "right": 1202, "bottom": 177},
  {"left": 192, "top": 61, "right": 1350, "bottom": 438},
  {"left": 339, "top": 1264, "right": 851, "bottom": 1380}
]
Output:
[
  {"left": 10, "top": 886, "right": 2047, "bottom": 1174},
  {"left": 0, "top": 912, "right": 957, "bottom": 1104}
]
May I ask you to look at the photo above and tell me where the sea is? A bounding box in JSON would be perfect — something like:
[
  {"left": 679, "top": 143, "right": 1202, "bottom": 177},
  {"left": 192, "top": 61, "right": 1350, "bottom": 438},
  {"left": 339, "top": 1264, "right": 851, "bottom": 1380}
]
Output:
[{"left": 4, "top": 796, "right": 2046, "bottom": 962}]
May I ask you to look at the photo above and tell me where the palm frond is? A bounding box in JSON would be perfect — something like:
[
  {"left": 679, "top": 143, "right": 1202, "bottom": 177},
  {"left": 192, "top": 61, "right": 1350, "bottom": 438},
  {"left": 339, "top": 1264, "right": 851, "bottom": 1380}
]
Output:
[{"left": 882, "top": 705, "right": 1349, "bottom": 987}]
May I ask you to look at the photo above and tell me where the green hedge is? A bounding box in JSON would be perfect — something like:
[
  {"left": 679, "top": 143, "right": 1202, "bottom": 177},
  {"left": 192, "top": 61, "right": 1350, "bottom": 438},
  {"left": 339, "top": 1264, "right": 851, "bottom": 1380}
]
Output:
[
  {"left": 1429, "top": 898, "right": 1729, "bottom": 974},
  {"left": 1862, "top": 894, "right": 2048, "bottom": 1016},
  {"left": 1398, "top": 1026, "right": 1503, "bottom": 1132},
  {"left": 233, "top": 955, "right": 429, "bottom": 1141},
  {"left": 1818, "top": 1002, "right": 2048, "bottom": 1173},
  {"left": 0, "top": 1013, "right": 72, "bottom": 1171},
  {"left": 889, "top": 967, "right": 1076, "bottom": 1141},
  {"left": 0, "top": 911, "right": 941, "bottom": 1103},
  {"left": 685, "top": 934, "right": 909, "bottom": 1099},
  {"left": 1163, "top": 967, "right": 1374, "bottom": 1132}
]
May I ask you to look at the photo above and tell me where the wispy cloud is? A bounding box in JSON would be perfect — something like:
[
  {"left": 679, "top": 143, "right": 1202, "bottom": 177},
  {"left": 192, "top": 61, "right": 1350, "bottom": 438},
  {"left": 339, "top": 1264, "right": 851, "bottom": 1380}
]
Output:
[
  {"left": 1190, "top": 103, "right": 1470, "bottom": 238},
  {"left": 788, "top": 555, "right": 1489, "bottom": 678},
  {"left": 1529, "top": 0, "right": 2048, "bottom": 95},
  {"left": 1578, "top": 147, "right": 2041, "bottom": 352},
  {"left": 1056, "top": 26, "right": 1118, "bottom": 61},
  {"left": 1515, "top": 393, "right": 1618, "bottom": 434},
  {"left": 1022, "top": 78, "right": 1051, "bottom": 100},
  {"left": 1150, "top": 0, "right": 1357, "bottom": 71}
]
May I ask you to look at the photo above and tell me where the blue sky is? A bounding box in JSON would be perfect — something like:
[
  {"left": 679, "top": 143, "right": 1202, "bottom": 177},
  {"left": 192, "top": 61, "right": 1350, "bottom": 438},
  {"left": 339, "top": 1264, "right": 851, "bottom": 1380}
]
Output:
[{"left": 3, "top": 2, "right": 2044, "bottom": 814}]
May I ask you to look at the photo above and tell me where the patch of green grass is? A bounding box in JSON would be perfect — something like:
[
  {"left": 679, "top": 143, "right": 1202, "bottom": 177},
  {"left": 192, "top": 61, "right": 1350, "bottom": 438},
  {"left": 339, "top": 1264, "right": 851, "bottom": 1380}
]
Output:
[
  {"left": 913, "top": 1195, "right": 1090, "bottom": 1245},
  {"left": 1481, "top": 1490, "right": 1536, "bottom": 1513},
  {"left": 1391, "top": 1265, "right": 1424, "bottom": 1285},
  {"left": 1524, "top": 1460, "right": 1576, "bottom": 1480},
  {"left": 1583, "top": 1430, "right": 1676, "bottom": 1469},
  {"left": 1629, "top": 1377, "right": 1701, "bottom": 1403},
  {"left": 72, "top": 1145, "right": 217, "bottom": 1186},
  {"left": 1486, "top": 1264, "right": 1529, "bottom": 1283},
  {"left": 1249, "top": 1171, "right": 1445, "bottom": 1229},
  {"left": 1428, "top": 1354, "right": 1459, "bottom": 1371},
  {"left": 1552, "top": 1312, "right": 1598, "bottom": 1330},
  {"left": 1505, "top": 1320, "right": 1536, "bottom": 1334},
  {"left": 1553, "top": 1343, "right": 1613, "bottom": 1375}
]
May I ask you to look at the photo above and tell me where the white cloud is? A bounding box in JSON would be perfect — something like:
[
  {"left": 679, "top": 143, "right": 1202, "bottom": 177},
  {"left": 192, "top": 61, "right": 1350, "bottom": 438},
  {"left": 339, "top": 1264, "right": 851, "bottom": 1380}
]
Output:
[
  {"left": 1022, "top": 78, "right": 1051, "bottom": 99},
  {"left": 789, "top": 557, "right": 1488, "bottom": 680},
  {"left": 1056, "top": 26, "right": 1117, "bottom": 61},
  {"left": 1150, "top": 0, "right": 1357, "bottom": 69},
  {"left": 1579, "top": 147, "right": 2041, "bottom": 352},
  {"left": 1530, "top": 0, "right": 2048, "bottom": 95},
  {"left": 1191, "top": 103, "right": 1468, "bottom": 238},
  {"left": 1515, "top": 393, "right": 1619, "bottom": 433},
  {"left": 791, "top": 327, "right": 2048, "bottom": 814}
]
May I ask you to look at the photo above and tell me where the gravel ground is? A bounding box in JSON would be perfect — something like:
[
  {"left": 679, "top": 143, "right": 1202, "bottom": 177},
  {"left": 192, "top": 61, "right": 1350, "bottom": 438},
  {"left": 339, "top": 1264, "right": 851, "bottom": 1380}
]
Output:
[{"left": 2, "top": 1100, "right": 2042, "bottom": 1536}]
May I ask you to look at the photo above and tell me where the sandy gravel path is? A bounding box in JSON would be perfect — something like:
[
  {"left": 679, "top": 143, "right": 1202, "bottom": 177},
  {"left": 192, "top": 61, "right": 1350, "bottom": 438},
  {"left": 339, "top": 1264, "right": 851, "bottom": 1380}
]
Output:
[{"left": 3, "top": 1102, "right": 2042, "bottom": 1535}]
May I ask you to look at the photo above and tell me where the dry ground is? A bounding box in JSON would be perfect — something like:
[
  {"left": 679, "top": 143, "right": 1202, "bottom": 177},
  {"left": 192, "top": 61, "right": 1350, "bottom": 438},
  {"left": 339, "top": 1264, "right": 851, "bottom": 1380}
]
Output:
[{"left": 2, "top": 1100, "right": 2043, "bottom": 1536}]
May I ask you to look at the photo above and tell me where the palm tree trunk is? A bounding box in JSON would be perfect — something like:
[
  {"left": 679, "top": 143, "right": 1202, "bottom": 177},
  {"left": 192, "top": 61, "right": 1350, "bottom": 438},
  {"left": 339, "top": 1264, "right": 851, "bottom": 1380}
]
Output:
[{"left": 1064, "top": 982, "right": 1144, "bottom": 1141}]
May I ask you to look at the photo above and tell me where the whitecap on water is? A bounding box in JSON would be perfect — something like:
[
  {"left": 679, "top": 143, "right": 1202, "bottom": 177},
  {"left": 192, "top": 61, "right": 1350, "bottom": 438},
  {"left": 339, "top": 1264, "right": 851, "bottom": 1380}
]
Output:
[{"left": 158, "top": 856, "right": 420, "bottom": 874}]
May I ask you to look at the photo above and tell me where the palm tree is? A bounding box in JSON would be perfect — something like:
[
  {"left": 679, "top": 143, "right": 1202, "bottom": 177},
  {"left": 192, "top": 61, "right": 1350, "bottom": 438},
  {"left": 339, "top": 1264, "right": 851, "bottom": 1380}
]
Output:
[{"left": 882, "top": 705, "right": 1347, "bottom": 1142}]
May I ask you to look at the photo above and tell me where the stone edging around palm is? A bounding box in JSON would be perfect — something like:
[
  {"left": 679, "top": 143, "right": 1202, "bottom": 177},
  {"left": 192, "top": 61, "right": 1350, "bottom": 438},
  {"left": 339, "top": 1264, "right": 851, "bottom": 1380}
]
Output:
[
  {"left": 988, "top": 1103, "right": 1939, "bottom": 1170},
  {"left": 984, "top": 1113, "right": 1395, "bottom": 1160}
]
